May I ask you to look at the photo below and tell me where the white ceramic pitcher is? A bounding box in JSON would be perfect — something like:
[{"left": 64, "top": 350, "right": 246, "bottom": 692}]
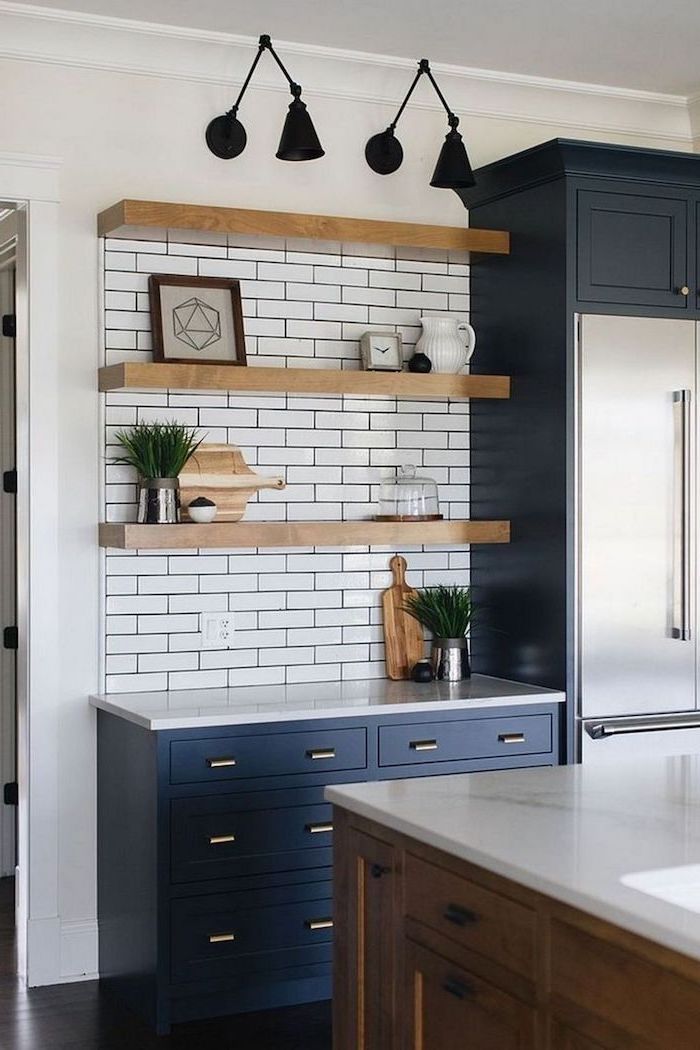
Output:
[{"left": 416, "top": 315, "right": 476, "bottom": 374}]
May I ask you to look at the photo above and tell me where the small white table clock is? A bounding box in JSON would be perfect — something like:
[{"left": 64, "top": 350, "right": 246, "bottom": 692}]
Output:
[{"left": 360, "top": 330, "right": 403, "bottom": 371}]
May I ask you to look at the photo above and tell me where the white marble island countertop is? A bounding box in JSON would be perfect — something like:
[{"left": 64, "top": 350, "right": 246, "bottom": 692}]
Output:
[
  {"left": 326, "top": 757, "right": 700, "bottom": 963},
  {"left": 89, "top": 674, "right": 563, "bottom": 730}
]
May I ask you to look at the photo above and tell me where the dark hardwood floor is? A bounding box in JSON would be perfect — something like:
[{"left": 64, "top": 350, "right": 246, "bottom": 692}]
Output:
[
  {"left": 0, "top": 879, "right": 332, "bottom": 1049},
  {"left": 0, "top": 982, "right": 332, "bottom": 1050}
]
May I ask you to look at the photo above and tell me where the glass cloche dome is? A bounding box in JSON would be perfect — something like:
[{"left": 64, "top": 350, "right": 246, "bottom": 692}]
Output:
[{"left": 375, "top": 465, "right": 442, "bottom": 521}]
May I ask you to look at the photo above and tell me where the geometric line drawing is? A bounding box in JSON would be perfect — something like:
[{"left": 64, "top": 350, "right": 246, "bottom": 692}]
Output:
[{"left": 172, "top": 296, "right": 222, "bottom": 351}]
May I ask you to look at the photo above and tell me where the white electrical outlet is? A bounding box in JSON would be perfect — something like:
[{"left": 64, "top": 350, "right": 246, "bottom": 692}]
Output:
[{"left": 200, "top": 612, "right": 235, "bottom": 649}]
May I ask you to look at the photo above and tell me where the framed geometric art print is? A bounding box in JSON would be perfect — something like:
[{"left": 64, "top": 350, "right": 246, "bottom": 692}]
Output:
[{"left": 148, "top": 275, "right": 247, "bottom": 366}]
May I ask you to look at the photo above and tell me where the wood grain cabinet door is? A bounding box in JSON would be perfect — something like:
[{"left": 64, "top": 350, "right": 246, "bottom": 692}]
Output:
[
  {"left": 577, "top": 188, "right": 689, "bottom": 310},
  {"left": 333, "top": 823, "right": 398, "bottom": 1050},
  {"left": 550, "top": 1020, "right": 612, "bottom": 1050},
  {"left": 403, "top": 939, "right": 536, "bottom": 1050}
]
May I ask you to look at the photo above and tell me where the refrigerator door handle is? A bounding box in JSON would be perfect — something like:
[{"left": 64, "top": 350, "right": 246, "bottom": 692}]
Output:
[
  {"left": 672, "top": 390, "right": 692, "bottom": 641},
  {"left": 586, "top": 717, "right": 700, "bottom": 739}
]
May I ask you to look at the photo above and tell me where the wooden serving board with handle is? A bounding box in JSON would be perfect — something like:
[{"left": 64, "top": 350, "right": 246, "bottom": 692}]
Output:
[
  {"left": 179, "top": 443, "right": 285, "bottom": 521},
  {"left": 382, "top": 555, "right": 425, "bottom": 680}
]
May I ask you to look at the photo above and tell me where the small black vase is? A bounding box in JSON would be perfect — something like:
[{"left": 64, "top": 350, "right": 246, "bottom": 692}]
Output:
[
  {"left": 408, "top": 352, "right": 432, "bottom": 373},
  {"left": 411, "top": 659, "right": 434, "bottom": 683}
]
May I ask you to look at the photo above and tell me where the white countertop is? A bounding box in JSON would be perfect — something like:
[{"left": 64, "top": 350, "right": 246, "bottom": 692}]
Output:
[
  {"left": 326, "top": 757, "right": 700, "bottom": 963},
  {"left": 89, "top": 675, "right": 563, "bottom": 730}
]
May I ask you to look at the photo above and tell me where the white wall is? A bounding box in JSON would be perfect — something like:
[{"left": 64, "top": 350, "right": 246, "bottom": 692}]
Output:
[{"left": 0, "top": 3, "right": 695, "bottom": 984}]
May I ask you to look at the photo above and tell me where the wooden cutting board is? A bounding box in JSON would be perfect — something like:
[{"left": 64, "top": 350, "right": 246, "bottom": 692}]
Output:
[
  {"left": 382, "top": 555, "right": 425, "bottom": 680},
  {"left": 179, "top": 444, "right": 285, "bottom": 521}
]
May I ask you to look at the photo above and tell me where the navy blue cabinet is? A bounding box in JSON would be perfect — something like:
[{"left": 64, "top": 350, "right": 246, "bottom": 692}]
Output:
[
  {"left": 463, "top": 138, "right": 700, "bottom": 762},
  {"left": 576, "top": 187, "right": 691, "bottom": 310},
  {"left": 97, "top": 702, "right": 560, "bottom": 1033}
]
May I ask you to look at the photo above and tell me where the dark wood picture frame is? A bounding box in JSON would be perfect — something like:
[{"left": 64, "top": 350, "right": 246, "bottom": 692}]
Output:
[{"left": 148, "top": 274, "right": 247, "bottom": 366}]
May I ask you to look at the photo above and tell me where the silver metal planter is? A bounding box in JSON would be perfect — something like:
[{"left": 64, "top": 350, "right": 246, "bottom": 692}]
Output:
[
  {"left": 431, "top": 637, "right": 471, "bottom": 681},
  {"left": 138, "top": 477, "right": 180, "bottom": 524}
]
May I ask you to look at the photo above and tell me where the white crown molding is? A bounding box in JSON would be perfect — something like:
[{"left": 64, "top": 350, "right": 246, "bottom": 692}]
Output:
[
  {"left": 687, "top": 96, "right": 700, "bottom": 152},
  {"left": 0, "top": 150, "right": 61, "bottom": 202},
  {"left": 0, "top": 1, "right": 694, "bottom": 147}
]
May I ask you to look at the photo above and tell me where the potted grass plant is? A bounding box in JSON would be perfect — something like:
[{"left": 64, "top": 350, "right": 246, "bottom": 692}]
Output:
[
  {"left": 114, "top": 421, "right": 204, "bottom": 524},
  {"left": 404, "top": 584, "right": 473, "bottom": 681}
]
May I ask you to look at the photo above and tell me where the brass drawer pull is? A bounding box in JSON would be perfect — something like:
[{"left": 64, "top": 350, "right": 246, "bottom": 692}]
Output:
[
  {"left": 305, "top": 918, "right": 334, "bottom": 931},
  {"left": 209, "top": 834, "right": 236, "bottom": 845},
  {"left": 209, "top": 932, "right": 235, "bottom": 944},
  {"left": 443, "top": 903, "right": 478, "bottom": 927},
  {"left": 306, "top": 748, "right": 336, "bottom": 760},
  {"left": 409, "top": 739, "right": 438, "bottom": 751},
  {"left": 442, "top": 977, "right": 474, "bottom": 1001},
  {"left": 206, "top": 756, "right": 237, "bottom": 768},
  {"left": 498, "top": 732, "right": 525, "bottom": 744},
  {"left": 305, "top": 822, "right": 333, "bottom": 835}
]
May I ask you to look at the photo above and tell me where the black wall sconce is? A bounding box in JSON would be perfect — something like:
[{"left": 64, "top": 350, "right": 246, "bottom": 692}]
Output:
[
  {"left": 206, "top": 34, "right": 324, "bottom": 162},
  {"left": 365, "top": 59, "right": 475, "bottom": 197}
]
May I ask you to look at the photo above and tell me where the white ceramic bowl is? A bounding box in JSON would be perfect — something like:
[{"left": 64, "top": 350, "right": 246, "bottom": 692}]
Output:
[{"left": 188, "top": 503, "right": 217, "bottom": 524}]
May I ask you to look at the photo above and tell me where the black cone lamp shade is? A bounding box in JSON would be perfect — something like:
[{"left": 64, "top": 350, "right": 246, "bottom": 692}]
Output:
[
  {"left": 430, "top": 124, "right": 475, "bottom": 190},
  {"left": 277, "top": 94, "right": 325, "bottom": 161},
  {"left": 364, "top": 58, "right": 475, "bottom": 200},
  {"left": 206, "top": 34, "right": 324, "bottom": 163}
]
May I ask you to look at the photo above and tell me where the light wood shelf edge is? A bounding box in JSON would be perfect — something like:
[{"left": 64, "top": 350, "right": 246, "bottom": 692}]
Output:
[
  {"left": 99, "top": 519, "right": 511, "bottom": 550},
  {"left": 98, "top": 362, "right": 510, "bottom": 399},
  {"left": 97, "top": 199, "right": 510, "bottom": 255}
]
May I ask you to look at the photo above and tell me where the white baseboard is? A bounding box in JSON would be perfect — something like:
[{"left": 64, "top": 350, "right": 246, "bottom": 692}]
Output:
[
  {"left": 26, "top": 916, "right": 98, "bottom": 985},
  {"left": 60, "top": 919, "right": 98, "bottom": 982}
]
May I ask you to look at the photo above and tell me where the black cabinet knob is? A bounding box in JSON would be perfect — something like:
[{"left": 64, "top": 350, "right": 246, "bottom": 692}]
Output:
[
  {"left": 442, "top": 977, "right": 474, "bottom": 1001},
  {"left": 443, "top": 903, "right": 478, "bottom": 927},
  {"left": 370, "top": 863, "right": 391, "bottom": 879}
]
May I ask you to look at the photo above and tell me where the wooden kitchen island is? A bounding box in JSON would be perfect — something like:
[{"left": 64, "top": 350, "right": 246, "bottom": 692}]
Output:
[{"left": 328, "top": 759, "right": 700, "bottom": 1049}]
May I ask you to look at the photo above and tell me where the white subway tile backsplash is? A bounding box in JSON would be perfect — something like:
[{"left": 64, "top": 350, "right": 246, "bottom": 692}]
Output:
[
  {"left": 201, "top": 649, "right": 258, "bottom": 670},
  {"left": 259, "top": 647, "right": 315, "bottom": 666},
  {"left": 169, "top": 669, "right": 228, "bottom": 690},
  {"left": 103, "top": 234, "right": 470, "bottom": 691},
  {"left": 106, "top": 672, "right": 168, "bottom": 693},
  {"left": 198, "top": 258, "right": 257, "bottom": 279},
  {"left": 138, "top": 652, "right": 198, "bottom": 673}
]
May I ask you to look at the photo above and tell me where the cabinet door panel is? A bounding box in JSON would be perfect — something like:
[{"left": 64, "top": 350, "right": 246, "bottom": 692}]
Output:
[
  {"left": 404, "top": 939, "right": 536, "bottom": 1050},
  {"left": 333, "top": 822, "right": 398, "bottom": 1050},
  {"left": 550, "top": 1020, "right": 611, "bottom": 1049},
  {"left": 577, "top": 189, "right": 688, "bottom": 309}
]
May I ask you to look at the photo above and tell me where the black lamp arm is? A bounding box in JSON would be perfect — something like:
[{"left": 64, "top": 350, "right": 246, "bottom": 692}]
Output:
[
  {"left": 387, "top": 59, "right": 459, "bottom": 132},
  {"left": 423, "top": 63, "right": 459, "bottom": 127},
  {"left": 228, "top": 34, "right": 303, "bottom": 116}
]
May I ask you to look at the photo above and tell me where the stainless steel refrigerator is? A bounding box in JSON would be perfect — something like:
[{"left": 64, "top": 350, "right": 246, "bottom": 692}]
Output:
[{"left": 577, "top": 313, "right": 700, "bottom": 761}]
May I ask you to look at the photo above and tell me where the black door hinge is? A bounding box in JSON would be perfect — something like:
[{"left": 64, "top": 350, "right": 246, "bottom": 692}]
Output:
[
  {"left": 3, "top": 783, "right": 18, "bottom": 806},
  {"left": 1, "top": 314, "right": 15, "bottom": 339},
  {"left": 3, "top": 626, "right": 18, "bottom": 650},
  {"left": 2, "top": 469, "right": 16, "bottom": 494}
]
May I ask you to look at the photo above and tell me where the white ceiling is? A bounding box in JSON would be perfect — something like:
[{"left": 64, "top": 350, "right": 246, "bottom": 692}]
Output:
[{"left": 21, "top": 0, "right": 700, "bottom": 97}]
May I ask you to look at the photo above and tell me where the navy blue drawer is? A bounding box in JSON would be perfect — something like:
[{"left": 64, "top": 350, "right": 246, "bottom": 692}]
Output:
[
  {"left": 170, "top": 726, "right": 367, "bottom": 785},
  {"left": 378, "top": 714, "right": 552, "bottom": 767},
  {"left": 171, "top": 796, "right": 333, "bottom": 883},
  {"left": 171, "top": 883, "right": 333, "bottom": 983}
]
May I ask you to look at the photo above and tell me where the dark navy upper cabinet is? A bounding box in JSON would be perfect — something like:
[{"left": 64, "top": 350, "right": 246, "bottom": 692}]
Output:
[
  {"left": 462, "top": 138, "right": 700, "bottom": 765},
  {"left": 576, "top": 188, "right": 690, "bottom": 310}
]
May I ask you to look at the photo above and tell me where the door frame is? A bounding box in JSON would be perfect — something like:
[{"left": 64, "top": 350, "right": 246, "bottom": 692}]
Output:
[
  {"left": 0, "top": 152, "right": 61, "bottom": 984},
  {"left": 0, "top": 218, "right": 17, "bottom": 880}
]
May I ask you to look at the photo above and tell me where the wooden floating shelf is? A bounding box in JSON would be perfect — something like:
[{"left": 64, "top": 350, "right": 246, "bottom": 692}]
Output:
[
  {"left": 99, "top": 519, "right": 511, "bottom": 551},
  {"left": 97, "top": 199, "right": 510, "bottom": 255},
  {"left": 99, "top": 362, "right": 510, "bottom": 400}
]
